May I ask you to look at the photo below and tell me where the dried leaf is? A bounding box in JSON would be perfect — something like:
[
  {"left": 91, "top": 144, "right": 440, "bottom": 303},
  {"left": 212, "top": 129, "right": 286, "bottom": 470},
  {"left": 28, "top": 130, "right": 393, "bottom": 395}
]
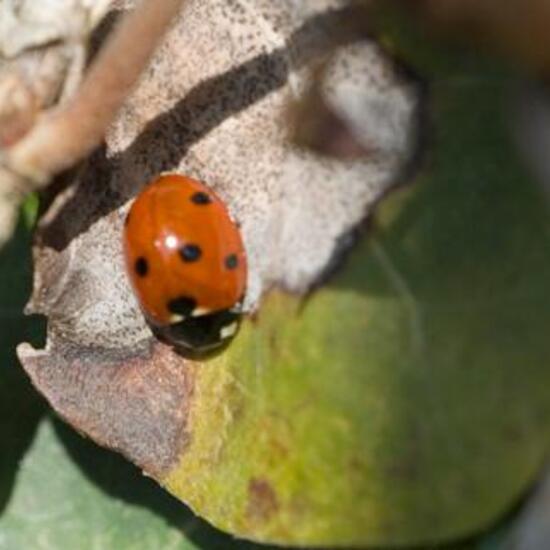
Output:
[
  {"left": 18, "top": 0, "right": 421, "bottom": 545},
  {"left": 0, "top": 0, "right": 110, "bottom": 58}
]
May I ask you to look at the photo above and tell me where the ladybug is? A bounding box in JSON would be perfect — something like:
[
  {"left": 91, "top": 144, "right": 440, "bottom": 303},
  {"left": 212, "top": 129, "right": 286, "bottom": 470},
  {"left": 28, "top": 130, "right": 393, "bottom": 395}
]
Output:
[{"left": 123, "top": 173, "right": 247, "bottom": 353}]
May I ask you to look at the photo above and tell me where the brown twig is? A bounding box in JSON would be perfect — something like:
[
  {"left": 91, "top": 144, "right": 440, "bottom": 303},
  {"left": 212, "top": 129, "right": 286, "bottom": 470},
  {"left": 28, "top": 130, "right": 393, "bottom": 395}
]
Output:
[{"left": 5, "top": 0, "right": 185, "bottom": 184}]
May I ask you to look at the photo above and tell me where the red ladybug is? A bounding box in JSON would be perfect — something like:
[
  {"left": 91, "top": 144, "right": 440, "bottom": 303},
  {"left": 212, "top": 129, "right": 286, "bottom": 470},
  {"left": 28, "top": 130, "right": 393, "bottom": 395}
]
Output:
[{"left": 123, "top": 173, "right": 247, "bottom": 353}]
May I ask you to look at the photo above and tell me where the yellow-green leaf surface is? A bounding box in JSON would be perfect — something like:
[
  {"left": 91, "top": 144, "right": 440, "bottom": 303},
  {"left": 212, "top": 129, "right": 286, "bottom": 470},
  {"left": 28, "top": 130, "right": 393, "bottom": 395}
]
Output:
[{"left": 163, "top": 29, "right": 550, "bottom": 549}]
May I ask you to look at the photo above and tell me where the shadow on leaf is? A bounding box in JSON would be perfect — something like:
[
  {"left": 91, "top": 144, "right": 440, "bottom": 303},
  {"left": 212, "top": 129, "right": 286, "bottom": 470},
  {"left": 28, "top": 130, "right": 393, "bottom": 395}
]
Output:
[
  {"left": 53, "top": 418, "right": 300, "bottom": 550},
  {"left": 0, "top": 221, "right": 46, "bottom": 514},
  {"left": 41, "top": 5, "right": 368, "bottom": 253}
]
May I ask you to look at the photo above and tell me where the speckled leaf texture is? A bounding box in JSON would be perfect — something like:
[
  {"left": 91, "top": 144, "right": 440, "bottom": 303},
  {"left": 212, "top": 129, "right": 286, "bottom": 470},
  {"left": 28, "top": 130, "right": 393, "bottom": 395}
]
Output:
[{"left": 13, "top": 0, "right": 550, "bottom": 548}]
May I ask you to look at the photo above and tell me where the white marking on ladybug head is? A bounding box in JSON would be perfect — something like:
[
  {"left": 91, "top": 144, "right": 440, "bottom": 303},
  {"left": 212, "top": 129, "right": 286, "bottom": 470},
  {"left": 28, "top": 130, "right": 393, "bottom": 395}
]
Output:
[
  {"left": 192, "top": 306, "right": 211, "bottom": 317},
  {"left": 169, "top": 313, "right": 185, "bottom": 323},
  {"left": 220, "top": 322, "right": 238, "bottom": 340}
]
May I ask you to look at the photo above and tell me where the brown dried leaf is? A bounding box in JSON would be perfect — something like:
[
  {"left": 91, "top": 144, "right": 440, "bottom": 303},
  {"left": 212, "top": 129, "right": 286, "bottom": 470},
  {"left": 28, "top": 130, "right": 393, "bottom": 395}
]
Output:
[{"left": 0, "top": 0, "right": 112, "bottom": 245}]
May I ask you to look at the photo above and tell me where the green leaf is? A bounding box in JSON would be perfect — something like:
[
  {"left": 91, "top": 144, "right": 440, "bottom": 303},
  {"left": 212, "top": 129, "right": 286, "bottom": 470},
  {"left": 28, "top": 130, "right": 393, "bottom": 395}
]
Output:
[
  {"left": 0, "top": 416, "right": 288, "bottom": 550},
  {"left": 162, "top": 15, "right": 550, "bottom": 548},
  {"left": 0, "top": 418, "right": 198, "bottom": 550},
  {"left": 20, "top": 195, "right": 39, "bottom": 231}
]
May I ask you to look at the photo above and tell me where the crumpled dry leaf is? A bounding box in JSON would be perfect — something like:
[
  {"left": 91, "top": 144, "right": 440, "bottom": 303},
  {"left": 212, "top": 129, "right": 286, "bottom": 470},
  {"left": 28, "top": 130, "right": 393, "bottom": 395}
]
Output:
[
  {"left": 0, "top": 0, "right": 110, "bottom": 58},
  {"left": 0, "top": 0, "right": 112, "bottom": 139},
  {"left": 0, "top": 0, "right": 112, "bottom": 245},
  {"left": 16, "top": 0, "right": 420, "bottom": 544}
]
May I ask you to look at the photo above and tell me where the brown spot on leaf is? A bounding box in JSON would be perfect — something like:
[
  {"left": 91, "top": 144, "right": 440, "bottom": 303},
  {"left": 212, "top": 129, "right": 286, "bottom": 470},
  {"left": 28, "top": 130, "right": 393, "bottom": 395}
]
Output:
[
  {"left": 291, "top": 80, "right": 377, "bottom": 159},
  {"left": 17, "top": 339, "right": 196, "bottom": 476},
  {"left": 247, "top": 478, "right": 279, "bottom": 523}
]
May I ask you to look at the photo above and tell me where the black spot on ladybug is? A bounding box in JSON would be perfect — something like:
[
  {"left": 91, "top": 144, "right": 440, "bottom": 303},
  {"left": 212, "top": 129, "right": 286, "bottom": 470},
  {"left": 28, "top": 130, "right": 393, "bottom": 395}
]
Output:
[
  {"left": 179, "top": 244, "right": 202, "bottom": 262},
  {"left": 225, "top": 254, "right": 238, "bottom": 270},
  {"left": 135, "top": 257, "right": 148, "bottom": 277},
  {"left": 191, "top": 191, "right": 212, "bottom": 205},
  {"left": 168, "top": 296, "right": 197, "bottom": 317}
]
